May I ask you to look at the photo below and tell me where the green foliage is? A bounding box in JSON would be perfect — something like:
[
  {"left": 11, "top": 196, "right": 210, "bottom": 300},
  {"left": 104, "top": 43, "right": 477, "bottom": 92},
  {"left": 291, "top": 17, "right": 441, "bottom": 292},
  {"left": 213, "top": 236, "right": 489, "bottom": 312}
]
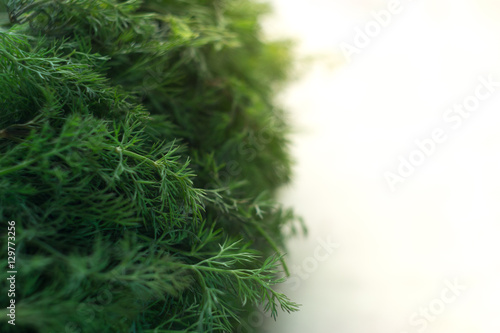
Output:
[{"left": 0, "top": 0, "right": 304, "bottom": 332}]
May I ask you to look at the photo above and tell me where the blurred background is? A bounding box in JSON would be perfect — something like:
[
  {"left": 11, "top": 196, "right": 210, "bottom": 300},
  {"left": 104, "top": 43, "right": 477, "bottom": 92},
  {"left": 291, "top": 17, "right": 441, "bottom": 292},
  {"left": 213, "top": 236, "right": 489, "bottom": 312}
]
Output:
[{"left": 259, "top": 0, "right": 500, "bottom": 332}]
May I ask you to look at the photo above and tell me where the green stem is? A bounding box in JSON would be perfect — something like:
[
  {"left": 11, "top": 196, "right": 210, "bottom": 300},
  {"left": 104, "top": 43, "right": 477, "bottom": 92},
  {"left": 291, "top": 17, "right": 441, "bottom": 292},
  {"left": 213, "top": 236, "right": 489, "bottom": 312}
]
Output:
[
  {"left": 0, "top": 159, "right": 37, "bottom": 177},
  {"left": 31, "top": 239, "right": 66, "bottom": 260},
  {"left": 112, "top": 146, "right": 159, "bottom": 168},
  {"left": 176, "top": 262, "right": 252, "bottom": 277},
  {"left": 253, "top": 223, "right": 290, "bottom": 276}
]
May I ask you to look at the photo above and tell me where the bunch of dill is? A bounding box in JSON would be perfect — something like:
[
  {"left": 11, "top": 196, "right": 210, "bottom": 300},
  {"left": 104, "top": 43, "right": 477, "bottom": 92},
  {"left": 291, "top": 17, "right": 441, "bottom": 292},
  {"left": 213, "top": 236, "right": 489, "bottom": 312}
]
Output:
[{"left": 0, "top": 0, "right": 304, "bottom": 332}]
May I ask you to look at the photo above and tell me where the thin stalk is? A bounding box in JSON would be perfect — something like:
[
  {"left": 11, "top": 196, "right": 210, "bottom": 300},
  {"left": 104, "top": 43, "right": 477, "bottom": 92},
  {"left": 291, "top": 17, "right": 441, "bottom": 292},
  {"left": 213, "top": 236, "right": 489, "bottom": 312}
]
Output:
[
  {"left": 0, "top": 158, "right": 36, "bottom": 176},
  {"left": 111, "top": 146, "right": 159, "bottom": 168},
  {"left": 252, "top": 222, "right": 290, "bottom": 276}
]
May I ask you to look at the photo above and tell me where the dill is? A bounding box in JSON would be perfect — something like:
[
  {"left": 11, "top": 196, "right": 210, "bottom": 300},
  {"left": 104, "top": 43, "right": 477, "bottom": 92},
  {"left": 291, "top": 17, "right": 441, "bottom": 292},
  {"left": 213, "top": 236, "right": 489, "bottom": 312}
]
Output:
[{"left": 0, "top": 0, "right": 305, "bottom": 332}]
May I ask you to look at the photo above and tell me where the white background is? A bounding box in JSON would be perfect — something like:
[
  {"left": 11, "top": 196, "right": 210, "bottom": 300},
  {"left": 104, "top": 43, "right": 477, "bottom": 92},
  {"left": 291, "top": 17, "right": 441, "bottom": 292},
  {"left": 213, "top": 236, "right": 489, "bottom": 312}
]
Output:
[{"left": 260, "top": 1, "right": 500, "bottom": 332}]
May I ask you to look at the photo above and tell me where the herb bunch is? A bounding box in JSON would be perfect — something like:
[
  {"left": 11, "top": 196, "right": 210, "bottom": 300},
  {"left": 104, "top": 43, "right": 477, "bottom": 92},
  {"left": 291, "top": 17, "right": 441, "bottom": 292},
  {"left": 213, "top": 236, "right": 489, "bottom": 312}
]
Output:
[{"left": 0, "top": 0, "right": 304, "bottom": 332}]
